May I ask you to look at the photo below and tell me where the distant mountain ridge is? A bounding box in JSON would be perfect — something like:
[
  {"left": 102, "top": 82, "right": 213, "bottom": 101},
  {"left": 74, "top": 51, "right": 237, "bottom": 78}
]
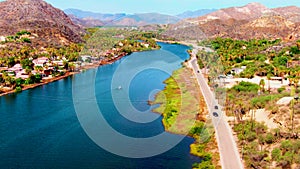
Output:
[
  {"left": 164, "top": 2, "right": 300, "bottom": 41},
  {"left": 176, "top": 9, "right": 217, "bottom": 19},
  {"left": 0, "top": 0, "right": 84, "bottom": 46},
  {"left": 110, "top": 13, "right": 180, "bottom": 26},
  {"left": 64, "top": 8, "right": 213, "bottom": 27},
  {"left": 64, "top": 8, "right": 126, "bottom": 22}
]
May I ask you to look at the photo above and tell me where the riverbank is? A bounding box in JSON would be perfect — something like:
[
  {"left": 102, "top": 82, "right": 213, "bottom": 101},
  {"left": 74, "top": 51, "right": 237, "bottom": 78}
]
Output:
[
  {"left": 0, "top": 38, "right": 191, "bottom": 97},
  {"left": 150, "top": 65, "right": 221, "bottom": 169},
  {"left": 0, "top": 44, "right": 148, "bottom": 97},
  {"left": 0, "top": 72, "right": 78, "bottom": 97},
  {"left": 0, "top": 61, "right": 103, "bottom": 97}
]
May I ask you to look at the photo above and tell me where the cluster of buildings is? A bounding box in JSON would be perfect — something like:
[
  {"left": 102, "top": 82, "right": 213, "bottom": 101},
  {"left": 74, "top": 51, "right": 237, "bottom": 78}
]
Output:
[{"left": 0, "top": 57, "right": 70, "bottom": 80}]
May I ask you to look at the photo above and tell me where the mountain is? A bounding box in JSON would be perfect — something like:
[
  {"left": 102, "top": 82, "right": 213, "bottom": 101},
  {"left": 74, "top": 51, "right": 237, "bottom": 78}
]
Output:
[
  {"left": 273, "top": 6, "right": 300, "bottom": 23},
  {"left": 68, "top": 14, "right": 105, "bottom": 27},
  {"left": 65, "top": 9, "right": 180, "bottom": 27},
  {"left": 190, "top": 2, "right": 273, "bottom": 24},
  {"left": 176, "top": 9, "right": 217, "bottom": 19},
  {"left": 110, "top": 13, "right": 180, "bottom": 26},
  {"left": 164, "top": 3, "right": 300, "bottom": 41},
  {"left": 64, "top": 8, "right": 126, "bottom": 22},
  {"left": 0, "top": 0, "right": 84, "bottom": 46}
]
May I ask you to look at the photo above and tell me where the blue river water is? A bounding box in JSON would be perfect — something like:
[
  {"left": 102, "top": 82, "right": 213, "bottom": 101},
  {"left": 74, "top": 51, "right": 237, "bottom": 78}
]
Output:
[{"left": 0, "top": 42, "right": 200, "bottom": 168}]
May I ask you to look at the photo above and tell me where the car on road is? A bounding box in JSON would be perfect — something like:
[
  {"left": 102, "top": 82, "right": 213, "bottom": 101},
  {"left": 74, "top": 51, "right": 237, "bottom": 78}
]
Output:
[
  {"left": 197, "top": 70, "right": 200, "bottom": 73},
  {"left": 213, "top": 112, "right": 218, "bottom": 117},
  {"left": 214, "top": 105, "right": 218, "bottom": 109}
]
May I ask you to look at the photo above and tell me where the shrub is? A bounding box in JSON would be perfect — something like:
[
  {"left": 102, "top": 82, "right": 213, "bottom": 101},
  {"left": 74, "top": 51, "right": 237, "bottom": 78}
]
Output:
[
  {"left": 245, "top": 131, "right": 257, "bottom": 142},
  {"left": 34, "top": 74, "right": 42, "bottom": 83},
  {"left": 280, "top": 140, "right": 293, "bottom": 151},
  {"left": 190, "top": 144, "right": 206, "bottom": 157},
  {"left": 251, "top": 94, "right": 286, "bottom": 109},
  {"left": 21, "top": 38, "right": 31, "bottom": 43},
  {"left": 277, "top": 87, "right": 285, "bottom": 93},
  {"left": 265, "top": 133, "right": 275, "bottom": 144},
  {"left": 15, "top": 86, "right": 22, "bottom": 93},
  {"left": 280, "top": 151, "right": 293, "bottom": 164},
  {"left": 271, "top": 148, "right": 282, "bottom": 161},
  {"left": 16, "top": 30, "right": 31, "bottom": 36},
  {"left": 231, "top": 81, "right": 259, "bottom": 93},
  {"left": 202, "top": 153, "right": 213, "bottom": 162},
  {"left": 15, "top": 78, "right": 24, "bottom": 87},
  {"left": 196, "top": 161, "right": 215, "bottom": 169},
  {"left": 198, "top": 58, "right": 204, "bottom": 69},
  {"left": 189, "top": 122, "right": 205, "bottom": 136}
]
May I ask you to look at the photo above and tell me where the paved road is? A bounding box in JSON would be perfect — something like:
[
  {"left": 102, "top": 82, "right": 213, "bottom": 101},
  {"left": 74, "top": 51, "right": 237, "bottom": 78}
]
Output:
[{"left": 188, "top": 49, "right": 244, "bottom": 169}]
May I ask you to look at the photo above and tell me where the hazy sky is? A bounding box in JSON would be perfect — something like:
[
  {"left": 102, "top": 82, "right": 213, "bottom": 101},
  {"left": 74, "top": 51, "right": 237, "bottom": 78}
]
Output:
[
  {"left": 3, "top": 0, "right": 300, "bottom": 15},
  {"left": 45, "top": 0, "right": 300, "bottom": 14}
]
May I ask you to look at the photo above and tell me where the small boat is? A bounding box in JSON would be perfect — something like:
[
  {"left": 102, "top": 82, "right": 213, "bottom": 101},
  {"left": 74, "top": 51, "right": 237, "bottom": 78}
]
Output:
[{"left": 117, "top": 86, "right": 122, "bottom": 90}]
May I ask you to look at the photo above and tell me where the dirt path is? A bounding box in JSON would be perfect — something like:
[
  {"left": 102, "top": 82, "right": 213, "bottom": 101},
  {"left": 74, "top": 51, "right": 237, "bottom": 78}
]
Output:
[{"left": 253, "top": 109, "right": 279, "bottom": 129}]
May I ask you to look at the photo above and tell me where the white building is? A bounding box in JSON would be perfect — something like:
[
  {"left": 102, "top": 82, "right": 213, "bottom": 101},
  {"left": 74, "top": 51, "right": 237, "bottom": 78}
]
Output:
[
  {"left": 33, "top": 57, "right": 49, "bottom": 67},
  {"left": 0, "top": 36, "right": 6, "bottom": 42}
]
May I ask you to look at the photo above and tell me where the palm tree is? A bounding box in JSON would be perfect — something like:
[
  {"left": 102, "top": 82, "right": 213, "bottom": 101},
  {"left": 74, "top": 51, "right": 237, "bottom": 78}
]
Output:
[
  {"left": 294, "top": 78, "right": 299, "bottom": 88},
  {"left": 259, "top": 79, "right": 265, "bottom": 92},
  {"left": 25, "top": 67, "right": 32, "bottom": 75},
  {"left": 68, "top": 63, "right": 76, "bottom": 72},
  {"left": 267, "top": 74, "right": 271, "bottom": 93},
  {"left": 3, "top": 73, "right": 16, "bottom": 88},
  {"left": 34, "top": 66, "right": 43, "bottom": 73}
]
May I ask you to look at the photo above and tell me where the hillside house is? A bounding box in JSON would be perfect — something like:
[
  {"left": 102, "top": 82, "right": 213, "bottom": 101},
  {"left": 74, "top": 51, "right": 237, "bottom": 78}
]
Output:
[
  {"left": 15, "top": 70, "right": 29, "bottom": 79},
  {"left": 7, "top": 64, "right": 22, "bottom": 74},
  {"left": 52, "top": 60, "right": 64, "bottom": 66},
  {"left": 0, "top": 36, "right": 5, "bottom": 42},
  {"left": 231, "top": 66, "right": 246, "bottom": 75},
  {"left": 80, "top": 55, "right": 92, "bottom": 62},
  {"left": 33, "top": 57, "right": 49, "bottom": 67}
]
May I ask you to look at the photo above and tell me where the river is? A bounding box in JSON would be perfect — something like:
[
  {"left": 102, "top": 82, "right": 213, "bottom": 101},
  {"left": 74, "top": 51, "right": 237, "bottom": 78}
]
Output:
[{"left": 0, "top": 42, "right": 200, "bottom": 169}]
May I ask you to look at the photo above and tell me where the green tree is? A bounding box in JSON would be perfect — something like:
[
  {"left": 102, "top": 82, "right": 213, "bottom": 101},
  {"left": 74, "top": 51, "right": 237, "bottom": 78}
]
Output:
[
  {"left": 265, "top": 133, "right": 275, "bottom": 144},
  {"left": 63, "top": 60, "right": 69, "bottom": 70},
  {"left": 259, "top": 79, "right": 265, "bottom": 92},
  {"left": 267, "top": 74, "right": 271, "bottom": 93},
  {"left": 15, "top": 86, "right": 22, "bottom": 93},
  {"left": 281, "top": 140, "right": 293, "bottom": 151},
  {"left": 15, "top": 78, "right": 24, "bottom": 87},
  {"left": 34, "top": 66, "right": 43, "bottom": 73},
  {"left": 6, "top": 57, "right": 15, "bottom": 68},
  {"left": 271, "top": 148, "right": 282, "bottom": 161},
  {"left": 68, "top": 63, "right": 76, "bottom": 72},
  {"left": 21, "top": 58, "right": 33, "bottom": 69}
]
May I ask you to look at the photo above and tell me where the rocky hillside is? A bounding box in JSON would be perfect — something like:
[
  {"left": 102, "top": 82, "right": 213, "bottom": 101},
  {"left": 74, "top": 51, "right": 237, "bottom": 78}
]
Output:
[
  {"left": 0, "top": 0, "right": 85, "bottom": 46},
  {"left": 164, "top": 3, "right": 300, "bottom": 41},
  {"left": 193, "top": 2, "right": 272, "bottom": 23}
]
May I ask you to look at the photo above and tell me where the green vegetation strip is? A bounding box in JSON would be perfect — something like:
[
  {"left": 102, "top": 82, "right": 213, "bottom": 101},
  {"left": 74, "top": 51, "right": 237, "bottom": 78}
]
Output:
[
  {"left": 82, "top": 28, "right": 159, "bottom": 57},
  {"left": 151, "top": 68, "right": 219, "bottom": 169},
  {"left": 198, "top": 38, "right": 300, "bottom": 83}
]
